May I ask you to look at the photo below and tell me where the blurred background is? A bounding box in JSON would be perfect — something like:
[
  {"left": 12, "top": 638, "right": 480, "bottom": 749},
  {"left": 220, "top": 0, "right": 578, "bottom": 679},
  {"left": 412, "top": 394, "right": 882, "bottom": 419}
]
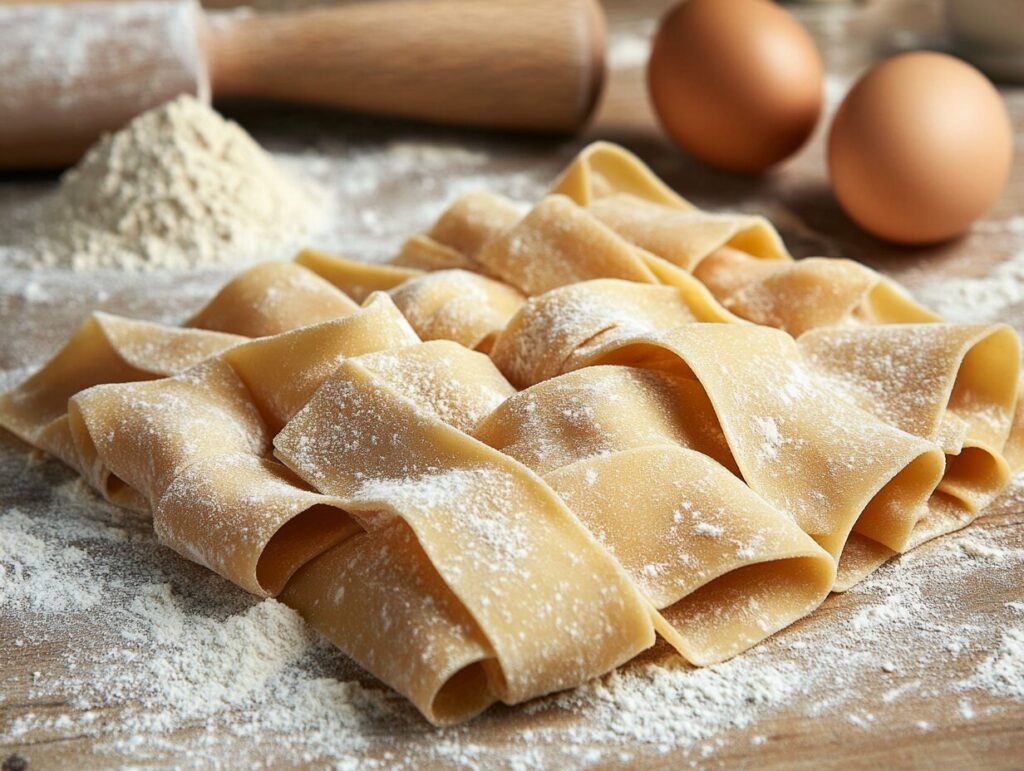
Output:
[{"left": 0, "top": 0, "right": 1021, "bottom": 316}]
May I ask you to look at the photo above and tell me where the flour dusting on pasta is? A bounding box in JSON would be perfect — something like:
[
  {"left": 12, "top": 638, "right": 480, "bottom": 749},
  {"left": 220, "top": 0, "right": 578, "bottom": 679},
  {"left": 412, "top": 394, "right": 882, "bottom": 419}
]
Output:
[{"left": 1, "top": 112, "right": 1023, "bottom": 767}]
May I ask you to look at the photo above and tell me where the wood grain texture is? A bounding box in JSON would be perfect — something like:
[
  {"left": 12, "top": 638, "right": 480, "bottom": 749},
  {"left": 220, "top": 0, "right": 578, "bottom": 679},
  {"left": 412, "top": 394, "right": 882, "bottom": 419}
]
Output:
[
  {"left": 1, "top": 0, "right": 1023, "bottom": 768},
  {"left": 207, "top": 0, "right": 607, "bottom": 132}
]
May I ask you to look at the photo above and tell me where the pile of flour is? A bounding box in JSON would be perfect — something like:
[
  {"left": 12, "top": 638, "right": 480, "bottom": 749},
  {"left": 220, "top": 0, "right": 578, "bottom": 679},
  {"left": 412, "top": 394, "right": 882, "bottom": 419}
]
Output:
[{"left": 14, "top": 95, "right": 325, "bottom": 272}]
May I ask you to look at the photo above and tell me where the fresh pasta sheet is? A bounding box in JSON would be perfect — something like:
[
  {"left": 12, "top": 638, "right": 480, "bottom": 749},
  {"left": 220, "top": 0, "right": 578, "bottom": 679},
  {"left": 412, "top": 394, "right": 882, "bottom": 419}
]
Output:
[{"left": 3, "top": 142, "right": 1020, "bottom": 724}]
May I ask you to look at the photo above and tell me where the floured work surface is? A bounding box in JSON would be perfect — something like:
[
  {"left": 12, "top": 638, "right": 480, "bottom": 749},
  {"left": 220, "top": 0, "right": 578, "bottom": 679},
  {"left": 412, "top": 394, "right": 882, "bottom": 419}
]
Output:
[{"left": 2, "top": 0, "right": 1024, "bottom": 767}]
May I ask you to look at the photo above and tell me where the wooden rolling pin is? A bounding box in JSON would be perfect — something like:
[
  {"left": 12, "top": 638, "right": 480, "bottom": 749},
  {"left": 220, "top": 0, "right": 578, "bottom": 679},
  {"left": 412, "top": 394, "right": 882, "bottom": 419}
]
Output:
[{"left": 0, "top": 0, "right": 606, "bottom": 169}]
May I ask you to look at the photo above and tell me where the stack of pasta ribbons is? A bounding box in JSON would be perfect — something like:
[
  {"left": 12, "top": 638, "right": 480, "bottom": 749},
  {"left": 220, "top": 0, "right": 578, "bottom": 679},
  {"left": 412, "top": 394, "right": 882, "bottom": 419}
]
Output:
[{"left": 3, "top": 143, "right": 1020, "bottom": 725}]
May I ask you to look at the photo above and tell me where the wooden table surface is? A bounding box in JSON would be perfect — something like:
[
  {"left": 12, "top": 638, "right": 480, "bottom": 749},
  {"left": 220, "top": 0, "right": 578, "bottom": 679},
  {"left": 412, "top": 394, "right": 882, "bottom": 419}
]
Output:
[{"left": 1, "top": 1, "right": 1023, "bottom": 769}]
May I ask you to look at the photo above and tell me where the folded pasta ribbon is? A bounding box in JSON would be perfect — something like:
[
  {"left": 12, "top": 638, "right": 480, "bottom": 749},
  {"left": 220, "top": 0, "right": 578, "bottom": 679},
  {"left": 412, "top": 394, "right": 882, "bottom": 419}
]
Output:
[
  {"left": 0, "top": 312, "right": 244, "bottom": 508},
  {"left": 392, "top": 190, "right": 522, "bottom": 273},
  {"left": 275, "top": 341, "right": 657, "bottom": 723},
  {"left": 549, "top": 142, "right": 937, "bottom": 334},
  {"left": 43, "top": 301, "right": 554, "bottom": 725},
  {"left": 66, "top": 295, "right": 419, "bottom": 597},
  {"left": 560, "top": 325, "right": 944, "bottom": 570},
  {"left": 473, "top": 195, "right": 737, "bottom": 324},
  {"left": 474, "top": 365, "right": 836, "bottom": 664},
  {"left": 799, "top": 322, "right": 1020, "bottom": 586},
  {"left": 294, "top": 250, "right": 526, "bottom": 351},
  {"left": 491, "top": 279, "right": 704, "bottom": 388},
  {"left": 188, "top": 261, "right": 360, "bottom": 338}
]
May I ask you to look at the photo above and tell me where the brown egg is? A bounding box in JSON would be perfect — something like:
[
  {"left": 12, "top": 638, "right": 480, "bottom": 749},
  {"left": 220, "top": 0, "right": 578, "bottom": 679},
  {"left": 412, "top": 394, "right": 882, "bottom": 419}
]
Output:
[
  {"left": 647, "top": 0, "right": 823, "bottom": 173},
  {"left": 828, "top": 52, "right": 1012, "bottom": 245}
]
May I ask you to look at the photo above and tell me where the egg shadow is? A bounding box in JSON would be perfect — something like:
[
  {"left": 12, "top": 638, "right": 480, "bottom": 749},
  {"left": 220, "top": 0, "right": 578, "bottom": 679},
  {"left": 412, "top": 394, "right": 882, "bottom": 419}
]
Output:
[{"left": 781, "top": 180, "right": 967, "bottom": 276}]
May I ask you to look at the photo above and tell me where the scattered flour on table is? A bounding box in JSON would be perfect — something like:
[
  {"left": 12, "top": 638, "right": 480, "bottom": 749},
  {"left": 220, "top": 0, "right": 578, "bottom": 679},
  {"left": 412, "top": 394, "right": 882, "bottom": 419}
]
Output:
[
  {"left": 2, "top": 445, "right": 1024, "bottom": 768},
  {"left": 540, "top": 654, "right": 798, "bottom": 753},
  {"left": 285, "top": 135, "right": 555, "bottom": 263},
  {"left": 0, "top": 508, "right": 102, "bottom": 613},
  {"left": 912, "top": 217, "right": 1024, "bottom": 323},
  {"left": 0, "top": 477, "right": 414, "bottom": 768},
  {"left": 969, "top": 627, "right": 1024, "bottom": 700},
  {"left": 8, "top": 95, "right": 325, "bottom": 272}
]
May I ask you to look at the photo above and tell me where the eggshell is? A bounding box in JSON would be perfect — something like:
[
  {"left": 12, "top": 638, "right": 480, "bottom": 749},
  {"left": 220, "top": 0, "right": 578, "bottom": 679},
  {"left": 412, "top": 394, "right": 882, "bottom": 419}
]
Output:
[
  {"left": 647, "top": 0, "right": 823, "bottom": 173},
  {"left": 828, "top": 52, "right": 1012, "bottom": 245}
]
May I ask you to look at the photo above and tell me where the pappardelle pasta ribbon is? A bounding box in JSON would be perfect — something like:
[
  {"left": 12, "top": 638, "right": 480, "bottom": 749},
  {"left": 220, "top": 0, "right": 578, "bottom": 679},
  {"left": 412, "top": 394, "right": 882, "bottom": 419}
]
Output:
[{"left": 3, "top": 140, "right": 1021, "bottom": 726}]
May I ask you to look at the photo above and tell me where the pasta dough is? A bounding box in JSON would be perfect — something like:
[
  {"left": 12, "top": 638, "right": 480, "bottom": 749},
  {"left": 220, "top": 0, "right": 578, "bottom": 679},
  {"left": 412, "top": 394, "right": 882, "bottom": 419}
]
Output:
[
  {"left": 387, "top": 270, "right": 525, "bottom": 352},
  {"left": 275, "top": 344, "right": 656, "bottom": 719},
  {"left": 392, "top": 190, "right": 522, "bottom": 273},
  {"left": 188, "top": 262, "right": 360, "bottom": 337},
  {"left": 0, "top": 312, "right": 243, "bottom": 508},
  {"left": 474, "top": 366, "right": 836, "bottom": 664},
  {"left": 3, "top": 139, "right": 1021, "bottom": 727}
]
